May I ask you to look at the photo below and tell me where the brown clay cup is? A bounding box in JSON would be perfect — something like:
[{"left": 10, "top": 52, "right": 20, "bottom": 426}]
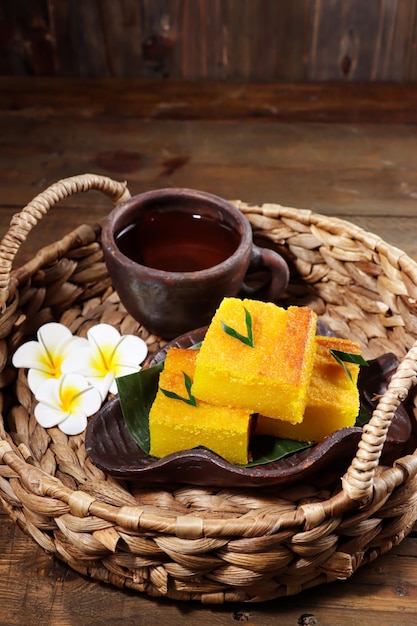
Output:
[{"left": 101, "top": 188, "right": 290, "bottom": 339}]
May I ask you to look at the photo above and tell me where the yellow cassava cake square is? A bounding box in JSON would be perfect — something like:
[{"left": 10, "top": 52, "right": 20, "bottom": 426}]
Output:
[
  {"left": 192, "top": 298, "right": 318, "bottom": 423},
  {"left": 256, "top": 335, "right": 361, "bottom": 442},
  {"left": 149, "top": 347, "right": 253, "bottom": 464}
]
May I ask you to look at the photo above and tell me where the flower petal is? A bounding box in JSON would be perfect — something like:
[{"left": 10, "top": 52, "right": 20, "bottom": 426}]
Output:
[
  {"left": 87, "top": 323, "right": 122, "bottom": 350},
  {"left": 12, "top": 323, "right": 86, "bottom": 380},
  {"left": 111, "top": 335, "right": 148, "bottom": 367},
  {"left": 64, "top": 335, "right": 89, "bottom": 353},
  {"left": 35, "top": 376, "right": 65, "bottom": 407},
  {"left": 27, "top": 368, "right": 55, "bottom": 394},
  {"left": 55, "top": 377, "right": 101, "bottom": 434},
  {"left": 37, "top": 322, "right": 74, "bottom": 352},
  {"left": 109, "top": 369, "right": 142, "bottom": 395},
  {"left": 62, "top": 326, "right": 147, "bottom": 394},
  {"left": 37, "top": 373, "right": 101, "bottom": 415},
  {"left": 109, "top": 379, "right": 118, "bottom": 395},
  {"left": 12, "top": 341, "right": 48, "bottom": 371},
  {"left": 58, "top": 413, "right": 88, "bottom": 436},
  {"left": 112, "top": 363, "right": 141, "bottom": 382},
  {"left": 87, "top": 372, "right": 114, "bottom": 401},
  {"left": 87, "top": 324, "right": 122, "bottom": 364},
  {"left": 70, "top": 383, "right": 103, "bottom": 417},
  {"left": 59, "top": 325, "right": 147, "bottom": 401},
  {"left": 116, "top": 361, "right": 142, "bottom": 375},
  {"left": 61, "top": 347, "right": 99, "bottom": 376},
  {"left": 58, "top": 371, "right": 95, "bottom": 395},
  {"left": 34, "top": 402, "right": 69, "bottom": 428}
]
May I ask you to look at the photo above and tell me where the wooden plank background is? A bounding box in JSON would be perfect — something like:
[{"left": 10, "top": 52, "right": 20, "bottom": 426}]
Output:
[
  {"left": 1, "top": 0, "right": 417, "bottom": 81},
  {"left": 2, "top": 78, "right": 417, "bottom": 264}
]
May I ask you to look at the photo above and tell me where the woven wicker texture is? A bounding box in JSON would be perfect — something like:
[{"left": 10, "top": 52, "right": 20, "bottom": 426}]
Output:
[{"left": 1, "top": 174, "right": 417, "bottom": 603}]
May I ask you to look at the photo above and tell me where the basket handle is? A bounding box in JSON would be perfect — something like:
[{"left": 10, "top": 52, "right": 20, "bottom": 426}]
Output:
[
  {"left": 0, "top": 173, "right": 131, "bottom": 310},
  {"left": 342, "top": 339, "right": 417, "bottom": 504}
]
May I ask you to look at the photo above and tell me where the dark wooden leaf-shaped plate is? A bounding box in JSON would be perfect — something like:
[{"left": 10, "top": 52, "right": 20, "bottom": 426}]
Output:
[
  {"left": 85, "top": 326, "right": 413, "bottom": 488},
  {"left": 85, "top": 396, "right": 363, "bottom": 487}
]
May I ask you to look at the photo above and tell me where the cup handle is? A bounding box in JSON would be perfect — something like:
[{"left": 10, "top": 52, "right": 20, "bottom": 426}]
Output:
[{"left": 239, "top": 243, "right": 290, "bottom": 302}]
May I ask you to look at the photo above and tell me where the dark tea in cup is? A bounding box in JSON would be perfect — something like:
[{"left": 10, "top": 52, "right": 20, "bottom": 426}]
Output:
[
  {"left": 115, "top": 208, "right": 240, "bottom": 272},
  {"left": 102, "top": 188, "right": 289, "bottom": 338}
]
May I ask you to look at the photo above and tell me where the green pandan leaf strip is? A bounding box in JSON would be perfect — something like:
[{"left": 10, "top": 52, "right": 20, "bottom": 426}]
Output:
[
  {"left": 329, "top": 349, "right": 369, "bottom": 382},
  {"left": 355, "top": 404, "right": 372, "bottom": 428},
  {"left": 116, "top": 361, "right": 164, "bottom": 454},
  {"left": 221, "top": 306, "right": 254, "bottom": 347},
  {"left": 244, "top": 436, "right": 312, "bottom": 467},
  {"left": 160, "top": 371, "right": 197, "bottom": 407}
]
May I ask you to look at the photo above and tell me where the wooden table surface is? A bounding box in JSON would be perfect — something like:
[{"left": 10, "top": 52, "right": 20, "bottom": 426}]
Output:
[{"left": 1, "top": 78, "right": 417, "bottom": 625}]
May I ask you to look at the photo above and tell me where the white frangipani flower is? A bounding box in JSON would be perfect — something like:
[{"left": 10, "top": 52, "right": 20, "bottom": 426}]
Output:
[
  {"left": 12, "top": 322, "right": 88, "bottom": 394},
  {"left": 34, "top": 373, "right": 102, "bottom": 435},
  {"left": 62, "top": 323, "right": 148, "bottom": 400},
  {"left": 12, "top": 321, "right": 147, "bottom": 435}
]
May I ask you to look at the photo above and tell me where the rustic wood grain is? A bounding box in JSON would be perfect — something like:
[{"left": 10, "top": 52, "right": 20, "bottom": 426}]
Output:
[
  {"left": 0, "top": 0, "right": 55, "bottom": 76},
  {"left": 2, "top": 0, "right": 311, "bottom": 80},
  {"left": 2, "top": 0, "right": 417, "bottom": 81},
  {"left": 2, "top": 80, "right": 417, "bottom": 225},
  {"left": 1, "top": 77, "right": 417, "bottom": 624},
  {"left": 3, "top": 78, "right": 417, "bottom": 123},
  {"left": 310, "top": 0, "right": 417, "bottom": 81}
]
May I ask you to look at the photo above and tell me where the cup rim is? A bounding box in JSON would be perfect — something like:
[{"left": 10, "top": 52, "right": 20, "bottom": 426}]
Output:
[{"left": 101, "top": 187, "right": 253, "bottom": 277}]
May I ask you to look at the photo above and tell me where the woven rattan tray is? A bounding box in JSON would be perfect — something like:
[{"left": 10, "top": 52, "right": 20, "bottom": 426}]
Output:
[{"left": 1, "top": 173, "right": 417, "bottom": 603}]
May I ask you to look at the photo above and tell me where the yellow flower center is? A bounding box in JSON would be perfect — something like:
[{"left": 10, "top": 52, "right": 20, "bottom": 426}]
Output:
[
  {"left": 59, "top": 384, "right": 81, "bottom": 412},
  {"left": 94, "top": 344, "right": 114, "bottom": 375},
  {"left": 40, "top": 351, "right": 64, "bottom": 379}
]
